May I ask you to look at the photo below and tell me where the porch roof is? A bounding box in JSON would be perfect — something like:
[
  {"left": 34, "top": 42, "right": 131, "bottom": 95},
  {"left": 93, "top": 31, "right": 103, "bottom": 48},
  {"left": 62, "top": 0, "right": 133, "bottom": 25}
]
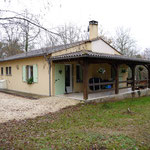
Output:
[{"left": 51, "top": 51, "right": 150, "bottom": 65}]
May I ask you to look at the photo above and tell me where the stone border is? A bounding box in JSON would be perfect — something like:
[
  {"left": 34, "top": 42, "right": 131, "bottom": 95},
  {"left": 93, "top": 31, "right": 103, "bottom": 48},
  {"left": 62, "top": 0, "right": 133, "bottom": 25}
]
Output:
[{"left": 85, "top": 88, "right": 150, "bottom": 103}]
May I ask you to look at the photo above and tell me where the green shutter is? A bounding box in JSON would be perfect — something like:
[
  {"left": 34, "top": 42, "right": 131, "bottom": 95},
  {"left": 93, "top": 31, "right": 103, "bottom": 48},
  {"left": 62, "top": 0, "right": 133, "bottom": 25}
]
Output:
[
  {"left": 22, "top": 66, "right": 26, "bottom": 82},
  {"left": 33, "top": 64, "right": 38, "bottom": 83}
]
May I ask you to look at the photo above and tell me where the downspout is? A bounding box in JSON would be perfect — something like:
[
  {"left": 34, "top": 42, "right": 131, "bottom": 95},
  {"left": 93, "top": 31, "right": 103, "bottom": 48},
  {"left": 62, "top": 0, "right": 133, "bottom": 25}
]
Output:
[
  {"left": 44, "top": 54, "right": 51, "bottom": 96},
  {"left": 48, "top": 58, "right": 51, "bottom": 96}
]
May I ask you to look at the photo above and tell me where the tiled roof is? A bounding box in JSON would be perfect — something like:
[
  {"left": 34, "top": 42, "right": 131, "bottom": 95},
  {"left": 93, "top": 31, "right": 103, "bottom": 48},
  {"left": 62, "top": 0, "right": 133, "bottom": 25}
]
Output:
[
  {"left": 0, "top": 40, "right": 85, "bottom": 62},
  {"left": 52, "top": 51, "right": 150, "bottom": 64},
  {"left": 0, "top": 37, "right": 121, "bottom": 62}
]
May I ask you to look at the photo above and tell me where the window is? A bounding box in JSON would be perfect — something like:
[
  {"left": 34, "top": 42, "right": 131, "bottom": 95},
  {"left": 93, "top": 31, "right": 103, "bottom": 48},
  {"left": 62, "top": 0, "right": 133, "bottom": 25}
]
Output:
[
  {"left": 6, "top": 67, "right": 8, "bottom": 75},
  {"left": 76, "top": 65, "right": 83, "bottom": 82},
  {"left": 9, "top": 67, "right": 11, "bottom": 75},
  {"left": 26, "top": 65, "right": 33, "bottom": 80},
  {"left": 22, "top": 64, "right": 38, "bottom": 83},
  {"left": 1, "top": 67, "right": 3, "bottom": 75},
  {"left": 6, "top": 67, "right": 11, "bottom": 75}
]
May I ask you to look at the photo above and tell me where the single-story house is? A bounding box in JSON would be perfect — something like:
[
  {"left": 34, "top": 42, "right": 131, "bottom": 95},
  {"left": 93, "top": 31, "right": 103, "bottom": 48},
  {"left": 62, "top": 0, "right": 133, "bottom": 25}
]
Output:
[{"left": 0, "top": 20, "right": 150, "bottom": 100}]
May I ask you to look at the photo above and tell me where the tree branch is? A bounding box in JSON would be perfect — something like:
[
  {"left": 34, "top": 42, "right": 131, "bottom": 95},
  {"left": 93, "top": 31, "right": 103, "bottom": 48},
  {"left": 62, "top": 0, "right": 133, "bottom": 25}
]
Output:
[{"left": 0, "top": 17, "right": 60, "bottom": 36}]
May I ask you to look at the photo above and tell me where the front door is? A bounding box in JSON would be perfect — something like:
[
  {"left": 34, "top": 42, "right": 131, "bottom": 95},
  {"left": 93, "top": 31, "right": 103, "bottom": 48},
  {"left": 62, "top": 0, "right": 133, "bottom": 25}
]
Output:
[
  {"left": 55, "top": 64, "right": 65, "bottom": 95},
  {"left": 65, "top": 64, "right": 72, "bottom": 93}
]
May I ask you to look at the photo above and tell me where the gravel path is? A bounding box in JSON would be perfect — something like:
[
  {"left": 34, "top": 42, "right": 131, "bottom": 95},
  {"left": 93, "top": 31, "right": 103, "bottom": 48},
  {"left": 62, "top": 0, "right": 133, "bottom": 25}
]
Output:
[{"left": 0, "top": 93, "right": 80, "bottom": 123}]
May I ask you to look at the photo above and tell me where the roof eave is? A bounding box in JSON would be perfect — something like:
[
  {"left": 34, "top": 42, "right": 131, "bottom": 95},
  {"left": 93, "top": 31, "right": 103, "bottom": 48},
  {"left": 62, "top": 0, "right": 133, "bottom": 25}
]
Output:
[{"left": 0, "top": 53, "right": 46, "bottom": 62}]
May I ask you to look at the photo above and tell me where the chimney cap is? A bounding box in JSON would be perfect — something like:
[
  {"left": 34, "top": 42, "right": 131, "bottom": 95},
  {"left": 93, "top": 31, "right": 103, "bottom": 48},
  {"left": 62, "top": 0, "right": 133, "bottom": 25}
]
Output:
[{"left": 89, "top": 20, "right": 98, "bottom": 25}]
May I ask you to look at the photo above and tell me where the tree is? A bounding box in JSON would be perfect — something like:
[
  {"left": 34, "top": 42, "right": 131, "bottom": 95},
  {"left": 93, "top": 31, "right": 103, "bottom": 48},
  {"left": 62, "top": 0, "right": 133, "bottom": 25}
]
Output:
[
  {"left": 45, "top": 23, "right": 88, "bottom": 47},
  {"left": 0, "top": 9, "right": 41, "bottom": 52},
  {"left": 19, "top": 10, "right": 41, "bottom": 52},
  {"left": 143, "top": 48, "right": 150, "bottom": 60},
  {"left": 56, "top": 24, "right": 85, "bottom": 45},
  {"left": 45, "top": 23, "right": 113, "bottom": 48},
  {"left": 98, "top": 25, "right": 113, "bottom": 45},
  {"left": 0, "top": 23, "right": 23, "bottom": 57},
  {"left": 0, "top": 39, "right": 23, "bottom": 57},
  {"left": 112, "top": 27, "right": 138, "bottom": 57}
]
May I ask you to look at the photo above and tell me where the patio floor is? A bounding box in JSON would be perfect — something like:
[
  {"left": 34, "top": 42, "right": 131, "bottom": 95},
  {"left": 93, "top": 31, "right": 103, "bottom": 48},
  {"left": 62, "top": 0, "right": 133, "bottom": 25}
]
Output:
[{"left": 61, "top": 88, "right": 133, "bottom": 100}]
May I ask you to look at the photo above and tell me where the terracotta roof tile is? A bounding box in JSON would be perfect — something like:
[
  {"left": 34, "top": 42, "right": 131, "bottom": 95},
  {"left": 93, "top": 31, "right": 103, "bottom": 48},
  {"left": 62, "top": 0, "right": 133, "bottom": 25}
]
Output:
[{"left": 52, "top": 51, "right": 150, "bottom": 64}]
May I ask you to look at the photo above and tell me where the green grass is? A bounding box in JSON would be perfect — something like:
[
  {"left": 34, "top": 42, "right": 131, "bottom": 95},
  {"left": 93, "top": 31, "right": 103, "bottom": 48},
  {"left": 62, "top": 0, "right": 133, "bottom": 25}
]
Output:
[{"left": 0, "top": 96, "right": 150, "bottom": 149}]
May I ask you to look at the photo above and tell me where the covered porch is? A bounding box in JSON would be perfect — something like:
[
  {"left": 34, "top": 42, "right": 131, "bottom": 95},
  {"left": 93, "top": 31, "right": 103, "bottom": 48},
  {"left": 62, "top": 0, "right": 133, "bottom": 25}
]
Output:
[
  {"left": 61, "top": 88, "right": 132, "bottom": 100},
  {"left": 51, "top": 51, "right": 150, "bottom": 100}
]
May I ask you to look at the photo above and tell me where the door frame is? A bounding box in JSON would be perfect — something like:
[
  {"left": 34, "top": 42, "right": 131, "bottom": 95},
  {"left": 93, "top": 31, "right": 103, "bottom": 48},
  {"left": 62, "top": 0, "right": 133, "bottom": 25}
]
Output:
[{"left": 65, "top": 64, "right": 73, "bottom": 93}]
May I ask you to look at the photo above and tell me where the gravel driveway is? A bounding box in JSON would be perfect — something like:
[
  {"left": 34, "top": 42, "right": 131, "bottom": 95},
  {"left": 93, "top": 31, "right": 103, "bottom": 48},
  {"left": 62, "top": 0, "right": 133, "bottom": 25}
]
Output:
[{"left": 0, "top": 93, "right": 79, "bottom": 123}]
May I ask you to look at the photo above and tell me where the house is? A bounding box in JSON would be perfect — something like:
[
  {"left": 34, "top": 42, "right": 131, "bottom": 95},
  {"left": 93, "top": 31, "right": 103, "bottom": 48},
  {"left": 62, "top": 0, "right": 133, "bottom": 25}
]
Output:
[{"left": 0, "top": 20, "right": 150, "bottom": 100}]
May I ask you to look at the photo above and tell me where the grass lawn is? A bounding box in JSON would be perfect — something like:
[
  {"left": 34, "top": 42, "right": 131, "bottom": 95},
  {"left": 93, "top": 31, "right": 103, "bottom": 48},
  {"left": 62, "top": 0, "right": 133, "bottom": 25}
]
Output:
[{"left": 0, "top": 96, "right": 150, "bottom": 150}]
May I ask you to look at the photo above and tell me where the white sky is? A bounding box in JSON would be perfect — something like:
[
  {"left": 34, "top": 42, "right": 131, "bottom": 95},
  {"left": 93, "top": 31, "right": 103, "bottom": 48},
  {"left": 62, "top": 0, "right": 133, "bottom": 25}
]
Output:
[{"left": 1, "top": 0, "right": 150, "bottom": 50}]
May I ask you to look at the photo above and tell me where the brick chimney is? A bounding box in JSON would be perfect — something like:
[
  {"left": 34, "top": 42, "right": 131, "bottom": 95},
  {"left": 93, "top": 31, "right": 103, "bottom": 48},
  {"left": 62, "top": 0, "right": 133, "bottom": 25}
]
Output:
[{"left": 89, "top": 20, "right": 98, "bottom": 40}]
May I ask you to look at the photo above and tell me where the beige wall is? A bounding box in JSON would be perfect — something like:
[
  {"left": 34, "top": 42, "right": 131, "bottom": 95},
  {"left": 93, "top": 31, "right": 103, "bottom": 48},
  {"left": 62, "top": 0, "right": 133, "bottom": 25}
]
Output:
[
  {"left": 88, "top": 63, "right": 111, "bottom": 80},
  {"left": 92, "top": 39, "right": 121, "bottom": 55},
  {"left": 88, "top": 63, "right": 112, "bottom": 92},
  {"left": 52, "top": 42, "right": 92, "bottom": 57},
  {"left": 52, "top": 39, "right": 121, "bottom": 57},
  {"left": 119, "top": 64, "right": 129, "bottom": 87},
  {"left": 88, "top": 63, "right": 128, "bottom": 90},
  {"left": 89, "top": 24, "right": 98, "bottom": 40},
  {"left": 0, "top": 57, "right": 49, "bottom": 96}
]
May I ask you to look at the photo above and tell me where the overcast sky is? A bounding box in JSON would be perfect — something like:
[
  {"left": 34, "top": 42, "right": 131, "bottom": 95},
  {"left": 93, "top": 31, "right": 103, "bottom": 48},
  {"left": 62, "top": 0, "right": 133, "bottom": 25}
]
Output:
[{"left": 1, "top": 0, "right": 150, "bottom": 50}]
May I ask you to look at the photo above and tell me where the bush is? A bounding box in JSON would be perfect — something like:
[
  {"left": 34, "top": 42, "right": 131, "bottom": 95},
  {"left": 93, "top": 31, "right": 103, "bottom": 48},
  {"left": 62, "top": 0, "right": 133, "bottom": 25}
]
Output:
[{"left": 27, "top": 77, "right": 33, "bottom": 84}]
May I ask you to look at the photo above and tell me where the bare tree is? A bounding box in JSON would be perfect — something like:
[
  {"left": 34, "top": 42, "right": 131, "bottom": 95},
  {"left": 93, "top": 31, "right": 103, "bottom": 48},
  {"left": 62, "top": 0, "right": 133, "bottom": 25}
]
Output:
[
  {"left": 0, "top": 22, "right": 23, "bottom": 57},
  {"left": 45, "top": 23, "right": 112, "bottom": 48},
  {"left": 57, "top": 24, "right": 84, "bottom": 44},
  {"left": 98, "top": 25, "right": 113, "bottom": 45},
  {"left": 0, "top": 9, "right": 42, "bottom": 52},
  {"left": 19, "top": 10, "right": 41, "bottom": 52},
  {"left": 0, "top": 39, "right": 23, "bottom": 57},
  {"left": 143, "top": 48, "right": 150, "bottom": 60},
  {"left": 45, "top": 23, "right": 88, "bottom": 47},
  {"left": 112, "top": 27, "right": 138, "bottom": 57}
]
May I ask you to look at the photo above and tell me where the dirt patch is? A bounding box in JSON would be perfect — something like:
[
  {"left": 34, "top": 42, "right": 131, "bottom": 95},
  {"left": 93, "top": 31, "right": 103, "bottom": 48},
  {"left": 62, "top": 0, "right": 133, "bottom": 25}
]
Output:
[{"left": 0, "top": 93, "right": 79, "bottom": 123}]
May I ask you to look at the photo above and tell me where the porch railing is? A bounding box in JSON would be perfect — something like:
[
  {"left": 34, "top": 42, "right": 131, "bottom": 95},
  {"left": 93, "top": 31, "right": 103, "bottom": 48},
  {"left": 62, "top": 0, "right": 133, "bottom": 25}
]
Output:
[{"left": 88, "top": 79, "right": 148, "bottom": 92}]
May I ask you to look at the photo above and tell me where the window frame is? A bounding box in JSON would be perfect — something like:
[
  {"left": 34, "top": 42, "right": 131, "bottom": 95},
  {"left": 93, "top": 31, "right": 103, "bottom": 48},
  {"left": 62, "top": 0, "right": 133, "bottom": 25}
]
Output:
[
  {"left": 6, "top": 66, "right": 12, "bottom": 76},
  {"left": 26, "top": 65, "right": 33, "bottom": 80},
  {"left": 9, "top": 67, "right": 12, "bottom": 75},
  {"left": 6, "top": 67, "right": 9, "bottom": 75},
  {"left": 76, "top": 64, "right": 83, "bottom": 83},
  {"left": 1, "top": 67, "right": 3, "bottom": 75},
  {"left": 22, "top": 64, "right": 38, "bottom": 83}
]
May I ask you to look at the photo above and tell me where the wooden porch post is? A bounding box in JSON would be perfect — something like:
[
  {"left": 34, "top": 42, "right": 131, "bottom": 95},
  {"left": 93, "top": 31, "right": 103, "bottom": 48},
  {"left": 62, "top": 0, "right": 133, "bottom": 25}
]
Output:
[
  {"left": 114, "top": 64, "right": 119, "bottom": 94},
  {"left": 148, "top": 66, "right": 150, "bottom": 88},
  {"left": 83, "top": 58, "right": 89, "bottom": 100},
  {"left": 131, "top": 65, "right": 136, "bottom": 91}
]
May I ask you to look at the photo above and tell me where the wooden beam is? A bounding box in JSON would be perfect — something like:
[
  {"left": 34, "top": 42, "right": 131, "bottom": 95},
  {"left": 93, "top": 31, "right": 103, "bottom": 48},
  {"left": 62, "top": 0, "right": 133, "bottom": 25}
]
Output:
[
  {"left": 83, "top": 58, "right": 89, "bottom": 100},
  {"left": 89, "top": 81, "right": 114, "bottom": 86},
  {"left": 53, "top": 57, "right": 149, "bottom": 66},
  {"left": 143, "top": 65, "right": 150, "bottom": 88},
  {"left": 114, "top": 64, "right": 119, "bottom": 94},
  {"left": 148, "top": 67, "right": 150, "bottom": 88}
]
